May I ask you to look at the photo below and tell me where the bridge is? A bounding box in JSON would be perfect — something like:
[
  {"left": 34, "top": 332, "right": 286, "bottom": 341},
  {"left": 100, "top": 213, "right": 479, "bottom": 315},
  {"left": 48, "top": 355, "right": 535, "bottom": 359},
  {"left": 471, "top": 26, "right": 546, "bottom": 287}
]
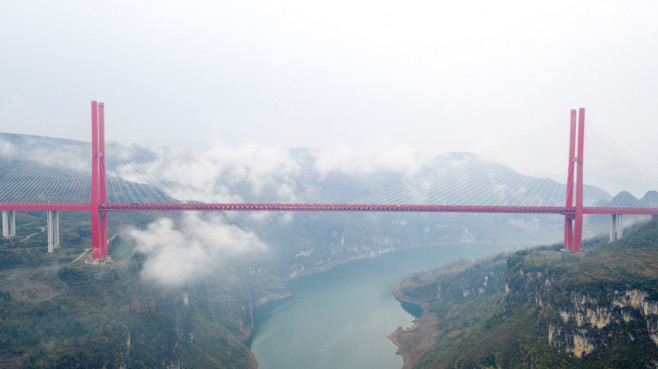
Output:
[{"left": 1, "top": 102, "right": 657, "bottom": 262}]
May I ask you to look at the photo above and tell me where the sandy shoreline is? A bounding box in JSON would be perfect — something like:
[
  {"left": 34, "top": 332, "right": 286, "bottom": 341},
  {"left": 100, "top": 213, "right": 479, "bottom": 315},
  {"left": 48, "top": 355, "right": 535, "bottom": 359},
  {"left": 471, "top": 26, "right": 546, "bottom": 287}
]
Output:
[{"left": 388, "top": 284, "right": 439, "bottom": 369}]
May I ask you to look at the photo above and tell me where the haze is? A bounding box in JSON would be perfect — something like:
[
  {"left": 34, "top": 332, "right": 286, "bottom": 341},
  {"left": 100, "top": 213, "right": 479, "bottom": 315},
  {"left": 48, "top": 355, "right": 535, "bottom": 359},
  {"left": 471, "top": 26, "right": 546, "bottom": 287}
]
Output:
[{"left": 1, "top": 0, "right": 657, "bottom": 195}]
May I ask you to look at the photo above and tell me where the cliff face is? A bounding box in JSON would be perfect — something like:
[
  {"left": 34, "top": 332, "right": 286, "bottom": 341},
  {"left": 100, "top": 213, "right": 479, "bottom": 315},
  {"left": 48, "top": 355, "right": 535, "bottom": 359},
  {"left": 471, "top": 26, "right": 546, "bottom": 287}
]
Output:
[
  {"left": 505, "top": 252, "right": 658, "bottom": 361},
  {"left": 544, "top": 289, "right": 658, "bottom": 358},
  {"left": 505, "top": 219, "right": 658, "bottom": 365},
  {"left": 393, "top": 216, "right": 658, "bottom": 369}
]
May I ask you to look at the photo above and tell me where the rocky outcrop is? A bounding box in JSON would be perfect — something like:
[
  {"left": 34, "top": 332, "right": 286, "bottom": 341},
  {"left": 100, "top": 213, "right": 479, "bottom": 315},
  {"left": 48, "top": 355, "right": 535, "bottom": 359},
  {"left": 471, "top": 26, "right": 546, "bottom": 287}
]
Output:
[
  {"left": 254, "top": 290, "right": 292, "bottom": 307},
  {"left": 540, "top": 288, "right": 658, "bottom": 357},
  {"left": 388, "top": 314, "right": 439, "bottom": 369}
]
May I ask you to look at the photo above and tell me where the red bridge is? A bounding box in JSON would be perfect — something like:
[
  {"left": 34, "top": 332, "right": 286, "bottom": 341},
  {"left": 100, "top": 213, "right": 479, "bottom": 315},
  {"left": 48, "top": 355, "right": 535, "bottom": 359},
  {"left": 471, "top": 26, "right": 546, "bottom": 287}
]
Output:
[{"left": 1, "top": 102, "right": 657, "bottom": 261}]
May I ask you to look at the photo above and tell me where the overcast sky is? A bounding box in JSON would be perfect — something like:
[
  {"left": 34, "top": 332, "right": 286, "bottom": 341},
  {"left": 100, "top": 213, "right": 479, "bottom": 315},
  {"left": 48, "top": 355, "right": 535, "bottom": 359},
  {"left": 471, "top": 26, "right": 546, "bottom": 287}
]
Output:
[{"left": 1, "top": 0, "right": 657, "bottom": 195}]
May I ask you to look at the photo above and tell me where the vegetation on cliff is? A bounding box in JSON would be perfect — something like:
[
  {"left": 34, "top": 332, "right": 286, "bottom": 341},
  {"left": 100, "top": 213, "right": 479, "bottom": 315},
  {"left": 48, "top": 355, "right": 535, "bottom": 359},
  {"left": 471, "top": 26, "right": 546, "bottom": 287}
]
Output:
[
  {"left": 394, "top": 216, "right": 658, "bottom": 368},
  {"left": 0, "top": 211, "right": 264, "bottom": 368}
]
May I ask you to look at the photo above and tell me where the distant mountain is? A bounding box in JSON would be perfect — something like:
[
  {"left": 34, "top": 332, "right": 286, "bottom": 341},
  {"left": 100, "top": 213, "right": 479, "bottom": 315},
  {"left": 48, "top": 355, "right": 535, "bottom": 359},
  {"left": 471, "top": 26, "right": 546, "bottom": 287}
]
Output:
[
  {"left": 0, "top": 132, "right": 633, "bottom": 276},
  {"left": 595, "top": 190, "right": 658, "bottom": 208},
  {"left": 1, "top": 132, "right": 614, "bottom": 207},
  {"left": 0, "top": 133, "right": 175, "bottom": 204}
]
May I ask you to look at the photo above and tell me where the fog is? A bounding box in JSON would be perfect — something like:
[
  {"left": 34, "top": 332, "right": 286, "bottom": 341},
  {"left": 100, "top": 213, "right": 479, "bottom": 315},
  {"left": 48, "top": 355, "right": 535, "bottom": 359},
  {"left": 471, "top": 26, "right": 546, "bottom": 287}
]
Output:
[
  {"left": 128, "top": 213, "right": 267, "bottom": 287},
  {"left": 1, "top": 0, "right": 657, "bottom": 195}
]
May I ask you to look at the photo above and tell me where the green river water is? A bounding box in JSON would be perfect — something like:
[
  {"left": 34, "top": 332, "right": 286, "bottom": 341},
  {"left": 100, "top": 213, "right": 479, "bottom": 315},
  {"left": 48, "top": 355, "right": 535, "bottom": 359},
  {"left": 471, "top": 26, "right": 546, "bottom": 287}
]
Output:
[{"left": 249, "top": 243, "right": 512, "bottom": 369}]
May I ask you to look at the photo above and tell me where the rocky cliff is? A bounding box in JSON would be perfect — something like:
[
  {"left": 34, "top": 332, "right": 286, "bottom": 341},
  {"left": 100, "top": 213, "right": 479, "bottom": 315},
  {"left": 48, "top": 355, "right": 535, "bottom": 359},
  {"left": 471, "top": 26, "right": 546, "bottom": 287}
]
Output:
[{"left": 392, "top": 216, "right": 658, "bottom": 368}]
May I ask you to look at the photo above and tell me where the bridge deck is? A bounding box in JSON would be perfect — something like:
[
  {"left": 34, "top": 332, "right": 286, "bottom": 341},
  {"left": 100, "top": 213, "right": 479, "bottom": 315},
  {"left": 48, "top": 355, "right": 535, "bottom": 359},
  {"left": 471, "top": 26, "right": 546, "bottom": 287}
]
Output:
[{"left": 1, "top": 203, "right": 656, "bottom": 215}]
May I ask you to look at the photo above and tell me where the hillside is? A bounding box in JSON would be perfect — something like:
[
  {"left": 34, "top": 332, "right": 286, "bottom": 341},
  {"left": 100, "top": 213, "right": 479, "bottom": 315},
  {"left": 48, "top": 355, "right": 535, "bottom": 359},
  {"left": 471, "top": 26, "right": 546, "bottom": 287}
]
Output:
[
  {"left": 0, "top": 211, "right": 272, "bottom": 368},
  {"left": 391, "top": 216, "right": 658, "bottom": 368}
]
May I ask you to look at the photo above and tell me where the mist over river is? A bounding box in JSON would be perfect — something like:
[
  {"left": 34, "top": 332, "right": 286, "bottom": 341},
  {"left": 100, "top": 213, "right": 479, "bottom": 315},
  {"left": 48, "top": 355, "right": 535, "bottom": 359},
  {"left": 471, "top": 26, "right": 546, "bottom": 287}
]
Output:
[{"left": 249, "top": 243, "right": 513, "bottom": 369}]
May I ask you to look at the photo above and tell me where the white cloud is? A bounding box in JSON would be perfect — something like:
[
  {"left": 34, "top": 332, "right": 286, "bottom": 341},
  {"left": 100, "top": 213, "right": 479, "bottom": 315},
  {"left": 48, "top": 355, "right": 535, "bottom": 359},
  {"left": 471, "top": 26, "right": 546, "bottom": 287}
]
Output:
[
  {"left": 314, "top": 141, "right": 430, "bottom": 177},
  {"left": 128, "top": 213, "right": 267, "bottom": 287},
  {"left": 112, "top": 143, "right": 301, "bottom": 203},
  {"left": 0, "top": 136, "right": 88, "bottom": 172},
  {"left": 28, "top": 141, "right": 89, "bottom": 172},
  {"left": 0, "top": 138, "right": 16, "bottom": 158}
]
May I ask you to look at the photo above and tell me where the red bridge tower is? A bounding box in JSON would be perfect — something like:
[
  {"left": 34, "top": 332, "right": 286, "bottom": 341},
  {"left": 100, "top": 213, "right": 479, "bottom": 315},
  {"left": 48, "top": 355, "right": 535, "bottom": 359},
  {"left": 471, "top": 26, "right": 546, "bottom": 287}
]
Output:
[
  {"left": 91, "top": 101, "right": 109, "bottom": 261},
  {"left": 564, "top": 108, "right": 585, "bottom": 252}
]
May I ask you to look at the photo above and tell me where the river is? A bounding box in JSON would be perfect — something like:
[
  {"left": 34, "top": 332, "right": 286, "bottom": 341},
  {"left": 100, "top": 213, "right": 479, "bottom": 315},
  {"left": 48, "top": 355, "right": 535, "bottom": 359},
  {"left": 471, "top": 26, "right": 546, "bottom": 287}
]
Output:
[{"left": 248, "top": 243, "right": 512, "bottom": 369}]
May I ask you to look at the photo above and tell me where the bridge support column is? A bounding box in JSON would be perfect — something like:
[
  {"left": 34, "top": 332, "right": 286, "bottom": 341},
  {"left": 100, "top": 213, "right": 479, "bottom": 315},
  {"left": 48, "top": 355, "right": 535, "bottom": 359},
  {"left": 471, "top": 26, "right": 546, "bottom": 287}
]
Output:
[
  {"left": 9, "top": 211, "right": 15, "bottom": 237},
  {"left": 2, "top": 211, "right": 16, "bottom": 238},
  {"left": 2, "top": 211, "right": 8, "bottom": 238},
  {"left": 47, "top": 210, "right": 60, "bottom": 253},
  {"left": 609, "top": 214, "right": 624, "bottom": 242}
]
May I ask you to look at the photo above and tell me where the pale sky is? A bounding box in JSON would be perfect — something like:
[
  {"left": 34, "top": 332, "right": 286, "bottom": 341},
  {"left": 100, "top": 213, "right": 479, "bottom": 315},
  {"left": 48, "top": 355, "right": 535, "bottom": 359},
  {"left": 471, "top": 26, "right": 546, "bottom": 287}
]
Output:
[{"left": 1, "top": 0, "right": 657, "bottom": 195}]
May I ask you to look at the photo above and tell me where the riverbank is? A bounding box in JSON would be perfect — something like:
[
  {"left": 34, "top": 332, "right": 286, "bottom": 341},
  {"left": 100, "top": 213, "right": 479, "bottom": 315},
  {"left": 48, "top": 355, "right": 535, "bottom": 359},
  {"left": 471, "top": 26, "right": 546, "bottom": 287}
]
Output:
[
  {"left": 248, "top": 244, "right": 509, "bottom": 369},
  {"left": 285, "top": 241, "right": 509, "bottom": 281},
  {"left": 244, "top": 247, "right": 409, "bottom": 341},
  {"left": 388, "top": 283, "right": 439, "bottom": 369}
]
